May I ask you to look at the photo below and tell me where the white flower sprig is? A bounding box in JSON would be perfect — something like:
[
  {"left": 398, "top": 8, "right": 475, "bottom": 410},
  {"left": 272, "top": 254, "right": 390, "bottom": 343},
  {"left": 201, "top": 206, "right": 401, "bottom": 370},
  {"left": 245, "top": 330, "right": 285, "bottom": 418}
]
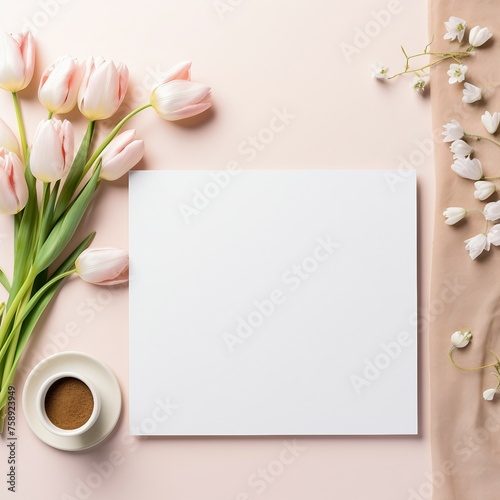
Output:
[
  {"left": 441, "top": 116, "right": 500, "bottom": 259},
  {"left": 449, "top": 331, "right": 500, "bottom": 401},
  {"left": 371, "top": 18, "right": 492, "bottom": 101}
]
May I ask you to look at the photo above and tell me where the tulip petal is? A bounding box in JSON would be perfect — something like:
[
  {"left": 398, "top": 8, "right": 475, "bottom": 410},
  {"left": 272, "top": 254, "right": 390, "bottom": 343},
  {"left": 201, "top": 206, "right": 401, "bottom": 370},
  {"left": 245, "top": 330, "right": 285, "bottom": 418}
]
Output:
[{"left": 75, "top": 247, "right": 129, "bottom": 285}]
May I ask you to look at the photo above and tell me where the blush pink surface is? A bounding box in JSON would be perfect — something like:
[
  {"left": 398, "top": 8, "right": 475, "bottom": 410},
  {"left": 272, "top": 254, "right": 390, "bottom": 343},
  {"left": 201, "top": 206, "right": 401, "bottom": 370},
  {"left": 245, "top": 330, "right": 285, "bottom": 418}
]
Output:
[{"left": 0, "top": 1, "right": 432, "bottom": 499}]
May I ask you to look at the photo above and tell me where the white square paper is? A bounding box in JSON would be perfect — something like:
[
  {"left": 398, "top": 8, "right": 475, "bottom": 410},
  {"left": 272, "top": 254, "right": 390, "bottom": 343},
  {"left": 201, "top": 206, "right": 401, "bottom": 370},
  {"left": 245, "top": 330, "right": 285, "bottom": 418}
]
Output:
[{"left": 129, "top": 169, "right": 417, "bottom": 435}]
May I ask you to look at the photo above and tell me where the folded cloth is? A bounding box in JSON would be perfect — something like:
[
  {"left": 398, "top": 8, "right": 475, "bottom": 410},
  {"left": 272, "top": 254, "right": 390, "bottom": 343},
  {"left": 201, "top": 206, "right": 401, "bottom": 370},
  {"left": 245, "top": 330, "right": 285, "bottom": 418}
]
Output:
[{"left": 429, "top": 1, "right": 500, "bottom": 499}]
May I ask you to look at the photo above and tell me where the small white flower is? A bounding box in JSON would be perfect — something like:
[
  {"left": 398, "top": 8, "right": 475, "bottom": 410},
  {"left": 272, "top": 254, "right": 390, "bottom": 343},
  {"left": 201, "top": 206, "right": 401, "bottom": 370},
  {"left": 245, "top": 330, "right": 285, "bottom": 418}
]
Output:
[
  {"left": 411, "top": 76, "right": 427, "bottom": 93},
  {"left": 450, "top": 139, "right": 472, "bottom": 158},
  {"left": 462, "top": 83, "right": 482, "bottom": 104},
  {"left": 444, "top": 16, "right": 467, "bottom": 42},
  {"left": 474, "top": 180, "right": 496, "bottom": 200},
  {"left": 451, "top": 330, "right": 472, "bottom": 348},
  {"left": 443, "top": 207, "right": 467, "bottom": 225},
  {"left": 465, "top": 233, "right": 490, "bottom": 260},
  {"left": 488, "top": 225, "right": 500, "bottom": 246},
  {"left": 469, "top": 26, "right": 493, "bottom": 48},
  {"left": 442, "top": 120, "right": 464, "bottom": 142},
  {"left": 370, "top": 61, "right": 388, "bottom": 80},
  {"left": 481, "top": 111, "right": 500, "bottom": 134},
  {"left": 451, "top": 157, "right": 483, "bottom": 180},
  {"left": 483, "top": 388, "right": 497, "bottom": 401},
  {"left": 447, "top": 63, "right": 468, "bottom": 84},
  {"left": 484, "top": 201, "right": 500, "bottom": 221}
]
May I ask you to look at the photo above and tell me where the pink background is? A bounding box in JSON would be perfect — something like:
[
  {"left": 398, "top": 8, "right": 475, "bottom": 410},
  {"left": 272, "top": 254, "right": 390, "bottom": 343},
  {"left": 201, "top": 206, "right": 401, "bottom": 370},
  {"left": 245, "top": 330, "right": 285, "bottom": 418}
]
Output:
[{"left": 0, "top": 0, "right": 433, "bottom": 498}]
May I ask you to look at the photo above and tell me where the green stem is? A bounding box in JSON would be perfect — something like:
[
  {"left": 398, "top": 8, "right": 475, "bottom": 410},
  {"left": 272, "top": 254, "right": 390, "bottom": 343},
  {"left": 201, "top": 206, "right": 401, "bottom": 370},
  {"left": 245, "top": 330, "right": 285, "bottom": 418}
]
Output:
[
  {"left": 0, "top": 268, "right": 36, "bottom": 347},
  {"left": 449, "top": 347, "right": 500, "bottom": 371},
  {"left": 388, "top": 52, "right": 472, "bottom": 80},
  {"left": 12, "top": 92, "right": 28, "bottom": 160},
  {"left": 82, "top": 104, "right": 152, "bottom": 177},
  {"left": 464, "top": 133, "right": 500, "bottom": 149}
]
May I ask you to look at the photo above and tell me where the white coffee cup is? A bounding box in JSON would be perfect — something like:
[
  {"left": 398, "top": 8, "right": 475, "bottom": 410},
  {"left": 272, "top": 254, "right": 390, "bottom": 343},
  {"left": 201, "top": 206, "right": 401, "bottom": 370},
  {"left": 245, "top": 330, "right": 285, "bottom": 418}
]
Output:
[{"left": 36, "top": 372, "right": 101, "bottom": 437}]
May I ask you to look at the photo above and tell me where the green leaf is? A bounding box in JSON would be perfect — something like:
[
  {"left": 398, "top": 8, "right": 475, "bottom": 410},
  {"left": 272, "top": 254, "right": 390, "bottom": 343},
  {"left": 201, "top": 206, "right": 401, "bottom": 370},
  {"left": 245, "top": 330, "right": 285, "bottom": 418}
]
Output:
[
  {"left": 35, "top": 163, "right": 101, "bottom": 273},
  {"left": 37, "top": 181, "right": 60, "bottom": 251},
  {"left": 0, "top": 270, "right": 10, "bottom": 293},
  {"left": 9, "top": 164, "right": 39, "bottom": 307},
  {"left": 0, "top": 232, "right": 95, "bottom": 411},
  {"left": 54, "top": 121, "right": 95, "bottom": 222}
]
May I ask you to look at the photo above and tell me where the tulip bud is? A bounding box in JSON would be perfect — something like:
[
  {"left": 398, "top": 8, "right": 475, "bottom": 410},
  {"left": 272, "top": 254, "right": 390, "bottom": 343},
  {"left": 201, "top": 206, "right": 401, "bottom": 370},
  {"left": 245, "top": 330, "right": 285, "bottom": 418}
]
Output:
[
  {"left": 152, "top": 61, "right": 191, "bottom": 88},
  {"left": 0, "top": 118, "right": 20, "bottom": 157},
  {"left": 75, "top": 247, "right": 129, "bottom": 286},
  {"left": 38, "top": 56, "right": 85, "bottom": 114},
  {"left": 78, "top": 57, "right": 129, "bottom": 120},
  {"left": 0, "top": 148, "right": 28, "bottom": 214},
  {"left": 0, "top": 31, "right": 35, "bottom": 92},
  {"left": 450, "top": 330, "right": 472, "bottom": 348},
  {"left": 151, "top": 80, "right": 212, "bottom": 121},
  {"left": 30, "top": 118, "right": 74, "bottom": 183},
  {"left": 100, "top": 129, "right": 144, "bottom": 181}
]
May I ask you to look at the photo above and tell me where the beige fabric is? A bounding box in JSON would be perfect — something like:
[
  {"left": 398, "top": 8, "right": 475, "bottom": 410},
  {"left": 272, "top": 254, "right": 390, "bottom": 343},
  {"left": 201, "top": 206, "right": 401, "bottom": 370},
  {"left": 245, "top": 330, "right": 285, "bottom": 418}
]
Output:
[{"left": 429, "top": 3, "right": 500, "bottom": 499}]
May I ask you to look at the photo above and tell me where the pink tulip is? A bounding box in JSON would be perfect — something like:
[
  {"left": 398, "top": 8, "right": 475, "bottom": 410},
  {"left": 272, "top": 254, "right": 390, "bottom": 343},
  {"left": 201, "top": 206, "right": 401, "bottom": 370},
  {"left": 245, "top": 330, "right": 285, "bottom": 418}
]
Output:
[
  {"left": 0, "top": 118, "right": 20, "bottom": 157},
  {"left": 78, "top": 57, "right": 129, "bottom": 120},
  {"left": 152, "top": 61, "right": 192, "bottom": 87},
  {"left": 30, "top": 119, "right": 74, "bottom": 183},
  {"left": 100, "top": 129, "right": 144, "bottom": 181},
  {"left": 0, "top": 148, "right": 28, "bottom": 214},
  {"left": 75, "top": 247, "right": 129, "bottom": 286},
  {"left": 0, "top": 32, "right": 35, "bottom": 92},
  {"left": 38, "top": 56, "right": 85, "bottom": 114},
  {"left": 150, "top": 80, "right": 212, "bottom": 121}
]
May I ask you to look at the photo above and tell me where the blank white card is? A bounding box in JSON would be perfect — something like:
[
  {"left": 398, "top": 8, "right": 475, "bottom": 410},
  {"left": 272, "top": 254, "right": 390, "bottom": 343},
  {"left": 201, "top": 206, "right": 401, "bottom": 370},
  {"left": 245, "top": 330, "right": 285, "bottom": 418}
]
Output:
[{"left": 129, "top": 169, "right": 417, "bottom": 435}]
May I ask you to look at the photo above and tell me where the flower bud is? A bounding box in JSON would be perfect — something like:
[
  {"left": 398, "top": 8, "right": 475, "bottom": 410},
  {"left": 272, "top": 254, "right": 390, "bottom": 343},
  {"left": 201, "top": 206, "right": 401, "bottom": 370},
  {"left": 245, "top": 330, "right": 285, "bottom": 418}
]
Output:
[
  {"left": 469, "top": 26, "right": 493, "bottom": 48},
  {"left": 443, "top": 207, "right": 467, "bottom": 225},
  {"left": 481, "top": 111, "right": 500, "bottom": 135},
  {"left": 78, "top": 57, "right": 129, "bottom": 120},
  {"left": 100, "top": 129, "right": 144, "bottom": 181},
  {"left": 483, "top": 388, "right": 496, "bottom": 401},
  {"left": 450, "top": 330, "right": 472, "bottom": 348},
  {"left": 474, "top": 181, "right": 496, "bottom": 201},
  {"left": 30, "top": 118, "right": 74, "bottom": 183},
  {"left": 75, "top": 247, "right": 129, "bottom": 286},
  {"left": 151, "top": 79, "right": 212, "bottom": 121},
  {"left": 38, "top": 56, "right": 85, "bottom": 114},
  {"left": 451, "top": 157, "right": 483, "bottom": 180},
  {"left": 484, "top": 201, "right": 500, "bottom": 222},
  {"left": 0, "top": 31, "right": 35, "bottom": 92},
  {"left": 0, "top": 148, "right": 28, "bottom": 214}
]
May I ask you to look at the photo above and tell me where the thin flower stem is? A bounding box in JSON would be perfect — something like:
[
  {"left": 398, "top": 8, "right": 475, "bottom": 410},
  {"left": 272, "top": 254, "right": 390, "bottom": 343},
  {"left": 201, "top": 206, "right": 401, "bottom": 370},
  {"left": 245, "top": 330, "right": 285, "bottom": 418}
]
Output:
[
  {"left": 11, "top": 92, "right": 28, "bottom": 160},
  {"left": 388, "top": 51, "right": 472, "bottom": 80},
  {"left": 464, "top": 133, "right": 500, "bottom": 149},
  {"left": 83, "top": 103, "right": 152, "bottom": 177},
  {"left": 449, "top": 347, "right": 500, "bottom": 371},
  {"left": 48, "top": 111, "right": 53, "bottom": 119}
]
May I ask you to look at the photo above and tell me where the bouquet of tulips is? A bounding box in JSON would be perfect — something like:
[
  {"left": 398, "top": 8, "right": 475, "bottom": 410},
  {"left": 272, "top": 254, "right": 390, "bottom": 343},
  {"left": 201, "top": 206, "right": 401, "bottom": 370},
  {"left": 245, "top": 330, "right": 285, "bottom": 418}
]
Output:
[{"left": 0, "top": 31, "right": 212, "bottom": 430}]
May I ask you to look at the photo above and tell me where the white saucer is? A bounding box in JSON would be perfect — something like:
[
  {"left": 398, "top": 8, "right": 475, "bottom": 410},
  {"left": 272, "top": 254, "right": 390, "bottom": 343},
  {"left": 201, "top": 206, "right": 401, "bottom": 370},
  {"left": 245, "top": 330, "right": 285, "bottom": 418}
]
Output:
[{"left": 22, "top": 351, "right": 122, "bottom": 451}]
